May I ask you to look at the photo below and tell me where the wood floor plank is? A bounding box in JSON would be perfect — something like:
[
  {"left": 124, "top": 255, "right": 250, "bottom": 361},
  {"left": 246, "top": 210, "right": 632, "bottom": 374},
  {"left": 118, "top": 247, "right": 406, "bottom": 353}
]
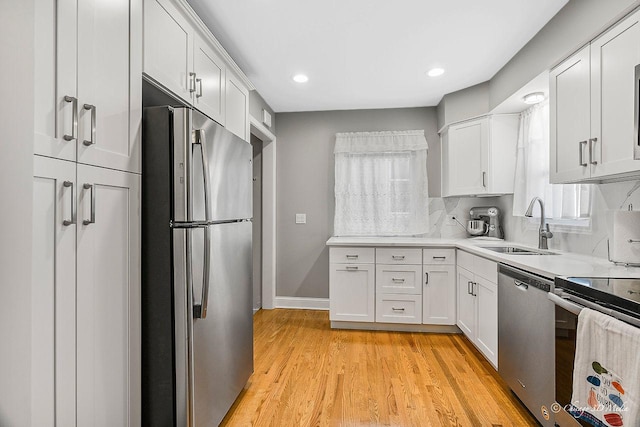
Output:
[{"left": 220, "top": 309, "right": 537, "bottom": 427}]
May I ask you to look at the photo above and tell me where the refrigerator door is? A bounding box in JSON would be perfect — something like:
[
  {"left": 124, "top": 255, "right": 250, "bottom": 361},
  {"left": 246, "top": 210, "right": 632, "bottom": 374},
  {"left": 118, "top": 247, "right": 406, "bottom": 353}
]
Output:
[
  {"left": 191, "top": 109, "right": 252, "bottom": 222},
  {"left": 191, "top": 221, "right": 253, "bottom": 426}
]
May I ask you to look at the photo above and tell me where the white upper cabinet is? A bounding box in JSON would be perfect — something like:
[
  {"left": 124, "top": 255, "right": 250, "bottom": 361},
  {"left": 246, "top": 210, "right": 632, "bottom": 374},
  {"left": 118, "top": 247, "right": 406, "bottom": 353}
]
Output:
[
  {"left": 193, "top": 34, "right": 226, "bottom": 124},
  {"left": 143, "top": 0, "right": 194, "bottom": 101},
  {"left": 143, "top": 0, "right": 253, "bottom": 140},
  {"left": 34, "top": 0, "right": 141, "bottom": 173},
  {"left": 551, "top": 9, "right": 640, "bottom": 183},
  {"left": 441, "top": 114, "right": 518, "bottom": 197}
]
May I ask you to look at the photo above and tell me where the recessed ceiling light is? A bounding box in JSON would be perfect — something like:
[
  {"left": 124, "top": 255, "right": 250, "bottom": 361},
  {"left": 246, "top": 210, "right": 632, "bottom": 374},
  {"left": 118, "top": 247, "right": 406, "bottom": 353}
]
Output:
[
  {"left": 523, "top": 92, "right": 545, "bottom": 104},
  {"left": 292, "top": 74, "right": 309, "bottom": 83},
  {"left": 427, "top": 68, "right": 445, "bottom": 77}
]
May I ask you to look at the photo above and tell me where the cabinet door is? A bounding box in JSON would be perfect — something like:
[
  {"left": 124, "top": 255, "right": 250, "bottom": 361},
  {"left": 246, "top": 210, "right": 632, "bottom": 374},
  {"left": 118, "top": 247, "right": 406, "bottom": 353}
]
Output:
[
  {"left": 329, "top": 264, "right": 374, "bottom": 322},
  {"left": 447, "top": 118, "right": 488, "bottom": 195},
  {"left": 550, "top": 45, "right": 591, "bottom": 183},
  {"left": 193, "top": 34, "right": 226, "bottom": 125},
  {"left": 76, "top": 164, "right": 140, "bottom": 427},
  {"left": 226, "top": 71, "right": 250, "bottom": 141},
  {"left": 143, "top": 0, "right": 194, "bottom": 102},
  {"left": 423, "top": 265, "right": 456, "bottom": 325},
  {"left": 32, "top": 156, "right": 77, "bottom": 427},
  {"left": 475, "top": 276, "right": 498, "bottom": 368},
  {"left": 590, "top": 10, "right": 640, "bottom": 178},
  {"left": 77, "top": 0, "right": 140, "bottom": 173},
  {"left": 33, "top": 0, "right": 77, "bottom": 162},
  {"left": 456, "top": 267, "right": 476, "bottom": 338}
]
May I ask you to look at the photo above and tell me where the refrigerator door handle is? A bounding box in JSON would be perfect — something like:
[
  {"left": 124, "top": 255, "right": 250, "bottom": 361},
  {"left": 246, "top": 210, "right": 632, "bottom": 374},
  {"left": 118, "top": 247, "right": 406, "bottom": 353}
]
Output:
[
  {"left": 193, "top": 226, "right": 211, "bottom": 319},
  {"left": 193, "top": 129, "right": 211, "bottom": 220}
]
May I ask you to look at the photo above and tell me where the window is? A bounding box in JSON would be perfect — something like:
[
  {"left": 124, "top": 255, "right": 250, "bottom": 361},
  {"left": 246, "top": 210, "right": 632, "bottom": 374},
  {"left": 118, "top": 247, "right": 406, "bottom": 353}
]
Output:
[
  {"left": 333, "top": 130, "right": 429, "bottom": 236},
  {"left": 512, "top": 101, "right": 592, "bottom": 227}
]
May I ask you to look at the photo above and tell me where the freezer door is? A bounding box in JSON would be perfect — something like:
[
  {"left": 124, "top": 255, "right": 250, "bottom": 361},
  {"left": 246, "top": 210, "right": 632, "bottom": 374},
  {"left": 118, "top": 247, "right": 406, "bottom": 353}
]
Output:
[
  {"left": 191, "top": 221, "right": 253, "bottom": 426},
  {"left": 191, "top": 110, "right": 252, "bottom": 222}
]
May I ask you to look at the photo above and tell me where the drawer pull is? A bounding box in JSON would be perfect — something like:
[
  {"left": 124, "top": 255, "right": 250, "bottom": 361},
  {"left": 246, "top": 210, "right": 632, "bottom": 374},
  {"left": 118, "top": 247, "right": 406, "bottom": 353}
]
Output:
[
  {"left": 391, "top": 255, "right": 405, "bottom": 260},
  {"left": 391, "top": 278, "right": 405, "bottom": 283},
  {"left": 391, "top": 307, "right": 405, "bottom": 312},
  {"left": 432, "top": 256, "right": 446, "bottom": 260},
  {"left": 425, "top": 272, "right": 429, "bottom": 285},
  {"left": 345, "top": 266, "right": 359, "bottom": 271},
  {"left": 345, "top": 254, "right": 359, "bottom": 259}
]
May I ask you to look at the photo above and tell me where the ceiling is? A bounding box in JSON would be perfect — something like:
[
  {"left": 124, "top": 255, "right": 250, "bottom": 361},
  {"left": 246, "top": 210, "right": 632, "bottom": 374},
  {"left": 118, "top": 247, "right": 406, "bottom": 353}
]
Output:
[{"left": 186, "top": 0, "right": 568, "bottom": 113}]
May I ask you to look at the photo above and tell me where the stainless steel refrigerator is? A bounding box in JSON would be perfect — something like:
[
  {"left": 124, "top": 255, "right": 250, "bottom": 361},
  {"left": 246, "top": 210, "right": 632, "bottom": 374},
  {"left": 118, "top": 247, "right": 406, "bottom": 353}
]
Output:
[{"left": 141, "top": 106, "right": 253, "bottom": 426}]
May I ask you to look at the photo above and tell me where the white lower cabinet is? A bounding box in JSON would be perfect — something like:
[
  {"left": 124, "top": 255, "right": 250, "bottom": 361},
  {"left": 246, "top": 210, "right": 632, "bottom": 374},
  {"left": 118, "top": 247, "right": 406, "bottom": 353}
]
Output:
[
  {"left": 31, "top": 156, "right": 141, "bottom": 426},
  {"left": 423, "top": 265, "right": 456, "bottom": 325},
  {"left": 456, "top": 251, "right": 498, "bottom": 368},
  {"left": 329, "top": 263, "right": 375, "bottom": 322}
]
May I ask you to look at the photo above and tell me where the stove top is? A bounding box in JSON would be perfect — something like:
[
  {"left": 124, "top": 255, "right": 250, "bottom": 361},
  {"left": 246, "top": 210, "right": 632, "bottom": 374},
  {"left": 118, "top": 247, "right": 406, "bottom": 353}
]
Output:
[{"left": 554, "top": 277, "right": 640, "bottom": 320}]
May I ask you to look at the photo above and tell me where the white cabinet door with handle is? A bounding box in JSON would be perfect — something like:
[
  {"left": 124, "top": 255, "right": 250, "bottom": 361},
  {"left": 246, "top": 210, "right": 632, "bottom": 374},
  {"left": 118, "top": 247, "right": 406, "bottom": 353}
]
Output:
[
  {"left": 423, "top": 265, "right": 456, "bottom": 325},
  {"left": 448, "top": 118, "right": 489, "bottom": 196},
  {"left": 32, "top": 155, "right": 77, "bottom": 427},
  {"left": 456, "top": 266, "right": 476, "bottom": 338},
  {"left": 193, "top": 34, "right": 226, "bottom": 125},
  {"left": 76, "top": 164, "right": 140, "bottom": 427},
  {"left": 329, "top": 263, "right": 375, "bottom": 322},
  {"left": 77, "top": 0, "right": 141, "bottom": 173},
  {"left": 33, "top": 0, "right": 77, "bottom": 162},
  {"left": 475, "top": 276, "right": 498, "bottom": 367}
]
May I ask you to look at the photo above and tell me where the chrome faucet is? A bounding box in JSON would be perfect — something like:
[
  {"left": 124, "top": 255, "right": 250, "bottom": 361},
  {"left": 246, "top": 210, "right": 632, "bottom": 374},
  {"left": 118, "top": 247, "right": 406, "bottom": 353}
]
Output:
[{"left": 525, "top": 197, "right": 553, "bottom": 250}]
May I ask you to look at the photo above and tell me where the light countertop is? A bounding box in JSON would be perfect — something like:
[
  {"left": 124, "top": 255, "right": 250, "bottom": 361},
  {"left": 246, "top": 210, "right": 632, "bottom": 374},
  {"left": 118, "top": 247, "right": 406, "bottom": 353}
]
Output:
[{"left": 326, "top": 236, "right": 640, "bottom": 280}]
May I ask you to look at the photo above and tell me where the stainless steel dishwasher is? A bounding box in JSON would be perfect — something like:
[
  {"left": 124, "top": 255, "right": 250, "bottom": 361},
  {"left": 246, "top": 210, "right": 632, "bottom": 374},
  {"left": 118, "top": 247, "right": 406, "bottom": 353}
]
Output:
[{"left": 498, "top": 264, "right": 555, "bottom": 427}]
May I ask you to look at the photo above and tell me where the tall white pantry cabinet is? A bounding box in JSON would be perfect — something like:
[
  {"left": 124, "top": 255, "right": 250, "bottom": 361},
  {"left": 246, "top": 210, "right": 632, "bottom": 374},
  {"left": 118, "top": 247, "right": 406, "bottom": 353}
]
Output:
[{"left": 32, "top": 0, "right": 142, "bottom": 425}]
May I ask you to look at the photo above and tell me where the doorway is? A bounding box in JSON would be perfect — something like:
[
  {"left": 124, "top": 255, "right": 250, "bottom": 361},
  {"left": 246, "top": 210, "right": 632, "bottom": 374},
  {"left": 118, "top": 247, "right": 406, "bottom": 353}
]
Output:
[{"left": 251, "top": 134, "right": 263, "bottom": 313}]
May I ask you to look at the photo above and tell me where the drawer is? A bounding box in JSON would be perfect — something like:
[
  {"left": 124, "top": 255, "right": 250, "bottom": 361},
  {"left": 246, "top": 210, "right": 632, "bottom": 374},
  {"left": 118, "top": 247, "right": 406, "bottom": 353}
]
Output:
[
  {"left": 329, "top": 247, "right": 375, "bottom": 264},
  {"left": 375, "top": 294, "right": 422, "bottom": 324},
  {"left": 423, "top": 248, "right": 455, "bottom": 265},
  {"left": 376, "top": 248, "right": 422, "bottom": 265},
  {"left": 376, "top": 264, "right": 423, "bottom": 294},
  {"left": 456, "top": 249, "right": 475, "bottom": 271},
  {"left": 474, "top": 256, "right": 498, "bottom": 283}
]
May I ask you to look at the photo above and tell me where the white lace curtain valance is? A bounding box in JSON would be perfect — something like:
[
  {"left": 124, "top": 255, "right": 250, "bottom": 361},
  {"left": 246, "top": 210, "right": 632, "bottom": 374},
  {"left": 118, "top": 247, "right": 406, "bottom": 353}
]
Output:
[{"left": 334, "top": 130, "right": 430, "bottom": 237}]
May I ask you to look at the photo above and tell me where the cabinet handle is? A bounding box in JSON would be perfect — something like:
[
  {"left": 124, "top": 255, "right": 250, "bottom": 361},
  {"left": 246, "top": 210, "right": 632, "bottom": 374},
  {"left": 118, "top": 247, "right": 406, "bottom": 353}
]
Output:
[
  {"left": 189, "top": 72, "right": 197, "bottom": 93},
  {"left": 82, "top": 183, "right": 95, "bottom": 225},
  {"left": 345, "top": 254, "right": 359, "bottom": 259},
  {"left": 425, "top": 272, "right": 429, "bottom": 285},
  {"left": 196, "top": 78, "right": 203, "bottom": 98},
  {"left": 392, "top": 255, "right": 405, "bottom": 260},
  {"left": 82, "top": 104, "right": 96, "bottom": 146},
  {"left": 62, "top": 181, "right": 75, "bottom": 226},
  {"left": 391, "top": 307, "right": 405, "bottom": 312},
  {"left": 468, "top": 281, "right": 473, "bottom": 295},
  {"left": 472, "top": 282, "right": 477, "bottom": 297},
  {"left": 391, "top": 278, "right": 405, "bottom": 283},
  {"left": 432, "top": 256, "right": 446, "bottom": 260},
  {"left": 579, "top": 140, "right": 588, "bottom": 166},
  {"left": 589, "top": 137, "right": 598, "bottom": 165},
  {"left": 482, "top": 171, "right": 486, "bottom": 188},
  {"left": 345, "top": 266, "right": 359, "bottom": 271},
  {"left": 63, "top": 96, "right": 78, "bottom": 141}
]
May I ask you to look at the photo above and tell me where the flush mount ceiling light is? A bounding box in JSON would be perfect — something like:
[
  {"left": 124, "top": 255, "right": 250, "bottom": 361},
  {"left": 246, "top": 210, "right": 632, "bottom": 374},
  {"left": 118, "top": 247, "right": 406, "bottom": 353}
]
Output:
[
  {"left": 523, "top": 92, "right": 545, "bottom": 104},
  {"left": 292, "top": 74, "right": 309, "bottom": 83},
  {"left": 427, "top": 68, "right": 445, "bottom": 77}
]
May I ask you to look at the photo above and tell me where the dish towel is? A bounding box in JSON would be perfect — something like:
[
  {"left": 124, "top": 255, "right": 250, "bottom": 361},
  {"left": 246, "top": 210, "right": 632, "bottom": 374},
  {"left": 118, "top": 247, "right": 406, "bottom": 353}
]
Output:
[{"left": 569, "top": 308, "right": 640, "bottom": 427}]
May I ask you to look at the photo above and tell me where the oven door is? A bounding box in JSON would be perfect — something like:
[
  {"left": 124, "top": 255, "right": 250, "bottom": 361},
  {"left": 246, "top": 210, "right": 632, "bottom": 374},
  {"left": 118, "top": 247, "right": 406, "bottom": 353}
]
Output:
[{"left": 549, "top": 293, "right": 593, "bottom": 427}]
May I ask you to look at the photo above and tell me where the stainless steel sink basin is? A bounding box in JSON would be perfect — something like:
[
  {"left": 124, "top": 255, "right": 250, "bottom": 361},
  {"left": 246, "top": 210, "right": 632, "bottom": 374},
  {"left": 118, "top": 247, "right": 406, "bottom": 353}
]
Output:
[{"left": 480, "top": 246, "right": 557, "bottom": 255}]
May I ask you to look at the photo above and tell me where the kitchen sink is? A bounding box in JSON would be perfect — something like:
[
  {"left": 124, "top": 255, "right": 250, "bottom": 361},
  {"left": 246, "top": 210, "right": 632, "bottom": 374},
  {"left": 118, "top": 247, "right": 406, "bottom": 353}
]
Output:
[{"left": 480, "top": 246, "right": 558, "bottom": 255}]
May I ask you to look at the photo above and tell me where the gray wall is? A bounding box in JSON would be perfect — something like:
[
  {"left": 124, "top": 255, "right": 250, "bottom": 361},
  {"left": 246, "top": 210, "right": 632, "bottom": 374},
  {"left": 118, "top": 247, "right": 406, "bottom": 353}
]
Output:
[
  {"left": 437, "top": 82, "right": 490, "bottom": 130},
  {"left": 0, "top": 1, "right": 33, "bottom": 425},
  {"left": 489, "top": 0, "right": 640, "bottom": 109},
  {"left": 249, "top": 90, "right": 276, "bottom": 134},
  {"left": 275, "top": 107, "right": 440, "bottom": 298}
]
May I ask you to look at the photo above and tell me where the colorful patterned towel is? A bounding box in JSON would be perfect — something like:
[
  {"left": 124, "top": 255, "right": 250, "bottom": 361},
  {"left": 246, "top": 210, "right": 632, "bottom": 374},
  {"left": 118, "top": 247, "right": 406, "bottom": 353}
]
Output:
[{"left": 571, "top": 308, "right": 640, "bottom": 427}]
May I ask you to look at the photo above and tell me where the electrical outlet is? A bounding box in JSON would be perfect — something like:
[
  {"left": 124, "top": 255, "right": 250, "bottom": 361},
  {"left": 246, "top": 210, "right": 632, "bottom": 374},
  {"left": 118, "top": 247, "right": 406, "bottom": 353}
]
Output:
[
  {"left": 445, "top": 215, "right": 458, "bottom": 226},
  {"left": 295, "top": 213, "right": 306, "bottom": 224}
]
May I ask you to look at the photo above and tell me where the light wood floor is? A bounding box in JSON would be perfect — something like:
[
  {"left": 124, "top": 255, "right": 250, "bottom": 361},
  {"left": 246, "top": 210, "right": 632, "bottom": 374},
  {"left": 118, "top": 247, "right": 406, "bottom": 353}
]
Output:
[{"left": 221, "top": 309, "right": 537, "bottom": 427}]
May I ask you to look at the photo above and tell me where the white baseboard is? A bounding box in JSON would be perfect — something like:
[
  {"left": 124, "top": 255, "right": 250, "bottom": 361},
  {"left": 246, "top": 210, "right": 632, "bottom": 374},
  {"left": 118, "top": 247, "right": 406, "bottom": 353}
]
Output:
[{"left": 273, "top": 297, "right": 330, "bottom": 310}]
